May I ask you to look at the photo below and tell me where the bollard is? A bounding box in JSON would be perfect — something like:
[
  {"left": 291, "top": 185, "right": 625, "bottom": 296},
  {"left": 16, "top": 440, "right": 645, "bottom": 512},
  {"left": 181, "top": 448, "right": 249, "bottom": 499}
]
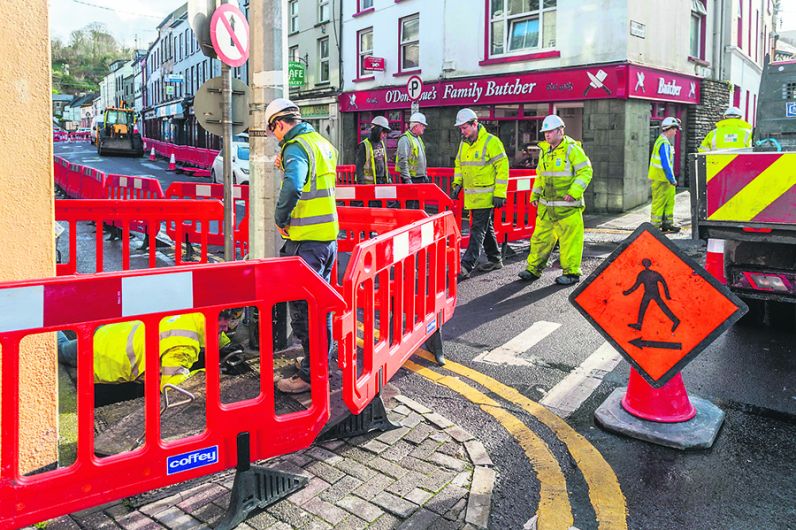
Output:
[{"left": 705, "top": 238, "right": 726, "bottom": 285}]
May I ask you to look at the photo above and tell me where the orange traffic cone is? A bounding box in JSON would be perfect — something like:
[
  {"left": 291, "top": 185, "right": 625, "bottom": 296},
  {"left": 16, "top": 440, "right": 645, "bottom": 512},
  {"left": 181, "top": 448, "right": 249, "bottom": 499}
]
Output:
[
  {"left": 149, "top": 147, "right": 156, "bottom": 161},
  {"left": 705, "top": 238, "right": 726, "bottom": 285},
  {"left": 167, "top": 152, "right": 176, "bottom": 171},
  {"left": 621, "top": 369, "right": 696, "bottom": 423}
]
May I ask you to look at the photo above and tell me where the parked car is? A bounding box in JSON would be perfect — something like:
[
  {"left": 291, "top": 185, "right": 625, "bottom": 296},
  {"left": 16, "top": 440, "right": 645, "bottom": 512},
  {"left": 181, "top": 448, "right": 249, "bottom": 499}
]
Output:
[
  {"left": 211, "top": 134, "right": 250, "bottom": 185},
  {"left": 90, "top": 117, "right": 104, "bottom": 145}
]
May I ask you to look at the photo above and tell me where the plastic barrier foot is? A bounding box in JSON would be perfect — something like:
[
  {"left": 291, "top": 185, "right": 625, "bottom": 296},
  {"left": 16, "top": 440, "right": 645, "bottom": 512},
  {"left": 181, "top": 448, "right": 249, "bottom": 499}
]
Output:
[
  {"left": 216, "top": 432, "right": 308, "bottom": 530},
  {"left": 317, "top": 393, "right": 400, "bottom": 442},
  {"left": 422, "top": 329, "right": 446, "bottom": 366}
]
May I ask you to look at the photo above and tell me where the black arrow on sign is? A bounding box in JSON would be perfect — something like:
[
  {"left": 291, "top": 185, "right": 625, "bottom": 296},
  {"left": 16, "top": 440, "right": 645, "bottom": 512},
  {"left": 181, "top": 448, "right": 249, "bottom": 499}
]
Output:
[{"left": 629, "top": 338, "right": 682, "bottom": 350}]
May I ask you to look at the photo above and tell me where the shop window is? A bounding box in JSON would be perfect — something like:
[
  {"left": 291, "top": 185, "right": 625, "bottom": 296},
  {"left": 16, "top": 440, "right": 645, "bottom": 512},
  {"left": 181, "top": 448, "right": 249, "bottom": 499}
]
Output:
[
  {"left": 399, "top": 14, "right": 420, "bottom": 72},
  {"left": 358, "top": 28, "right": 374, "bottom": 78},
  {"left": 690, "top": 0, "right": 707, "bottom": 60},
  {"left": 489, "top": 0, "right": 556, "bottom": 57},
  {"left": 319, "top": 0, "right": 330, "bottom": 23},
  {"left": 318, "top": 37, "right": 330, "bottom": 84},
  {"left": 289, "top": 0, "right": 299, "bottom": 33}
]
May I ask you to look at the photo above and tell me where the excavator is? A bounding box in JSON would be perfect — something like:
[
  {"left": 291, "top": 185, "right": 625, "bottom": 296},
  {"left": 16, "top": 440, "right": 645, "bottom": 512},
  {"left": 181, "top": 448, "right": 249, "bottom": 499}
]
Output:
[{"left": 96, "top": 105, "right": 144, "bottom": 157}]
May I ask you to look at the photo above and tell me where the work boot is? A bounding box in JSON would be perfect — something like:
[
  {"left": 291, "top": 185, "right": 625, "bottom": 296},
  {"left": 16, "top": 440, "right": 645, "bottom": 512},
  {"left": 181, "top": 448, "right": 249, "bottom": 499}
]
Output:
[
  {"left": 662, "top": 224, "right": 681, "bottom": 234},
  {"left": 458, "top": 266, "right": 472, "bottom": 282},
  {"left": 434, "top": 351, "right": 446, "bottom": 366},
  {"left": 277, "top": 375, "right": 311, "bottom": 394},
  {"left": 555, "top": 274, "right": 580, "bottom": 286},
  {"left": 518, "top": 269, "right": 540, "bottom": 282},
  {"left": 477, "top": 260, "right": 503, "bottom": 272}
]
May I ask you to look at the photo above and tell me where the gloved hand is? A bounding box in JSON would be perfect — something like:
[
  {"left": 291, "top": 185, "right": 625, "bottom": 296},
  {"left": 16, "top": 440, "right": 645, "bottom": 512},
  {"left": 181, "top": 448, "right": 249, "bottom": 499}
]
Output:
[
  {"left": 492, "top": 196, "right": 506, "bottom": 208},
  {"left": 450, "top": 185, "right": 462, "bottom": 200}
]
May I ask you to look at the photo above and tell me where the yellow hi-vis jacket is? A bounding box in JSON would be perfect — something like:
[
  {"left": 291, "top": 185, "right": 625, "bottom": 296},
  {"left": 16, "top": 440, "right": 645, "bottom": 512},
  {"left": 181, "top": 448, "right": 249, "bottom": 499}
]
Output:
[
  {"left": 531, "top": 135, "right": 593, "bottom": 220},
  {"left": 698, "top": 118, "right": 753, "bottom": 152},
  {"left": 453, "top": 125, "right": 509, "bottom": 210},
  {"left": 92, "top": 313, "right": 225, "bottom": 390},
  {"left": 280, "top": 130, "right": 339, "bottom": 242},
  {"left": 648, "top": 134, "right": 675, "bottom": 183},
  {"left": 395, "top": 131, "right": 425, "bottom": 178}
]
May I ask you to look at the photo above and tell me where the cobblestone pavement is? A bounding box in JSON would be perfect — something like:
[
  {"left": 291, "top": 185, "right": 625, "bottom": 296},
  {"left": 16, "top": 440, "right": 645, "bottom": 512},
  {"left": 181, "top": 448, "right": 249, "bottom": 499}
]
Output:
[{"left": 35, "top": 393, "right": 497, "bottom": 530}]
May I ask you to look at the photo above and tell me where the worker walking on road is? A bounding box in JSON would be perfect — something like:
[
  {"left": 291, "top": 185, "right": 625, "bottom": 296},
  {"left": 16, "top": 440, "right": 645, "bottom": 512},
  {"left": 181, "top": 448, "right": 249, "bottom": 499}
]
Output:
[
  {"left": 57, "top": 311, "right": 235, "bottom": 391},
  {"left": 396, "top": 112, "right": 429, "bottom": 184},
  {"left": 266, "top": 98, "right": 339, "bottom": 394},
  {"left": 451, "top": 108, "right": 509, "bottom": 280},
  {"left": 698, "top": 107, "right": 753, "bottom": 152},
  {"left": 648, "top": 117, "right": 681, "bottom": 233},
  {"left": 356, "top": 115, "right": 392, "bottom": 184},
  {"left": 518, "top": 115, "right": 592, "bottom": 286}
]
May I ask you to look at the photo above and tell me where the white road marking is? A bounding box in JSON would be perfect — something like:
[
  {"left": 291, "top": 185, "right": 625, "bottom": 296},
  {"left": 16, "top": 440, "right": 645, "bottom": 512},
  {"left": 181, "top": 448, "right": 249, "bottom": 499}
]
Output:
[
  {"left": 142, "top": 163, "right": 162, "bottom": 171},
  {"left": 473, "top": 321, "right": 561, "bottom": 366},
  {"left": 539, "top": 341, "right": 622, "bottom": 418},
  {"left": 82, "top": 158, "right": 102, "bottom": 163}
]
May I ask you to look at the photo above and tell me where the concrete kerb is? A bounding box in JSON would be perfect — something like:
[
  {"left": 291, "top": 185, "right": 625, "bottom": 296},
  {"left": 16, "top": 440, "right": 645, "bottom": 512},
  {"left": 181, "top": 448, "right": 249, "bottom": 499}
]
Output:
[{"left": 32, "top": 390, "right": 498, "bottom": 530}]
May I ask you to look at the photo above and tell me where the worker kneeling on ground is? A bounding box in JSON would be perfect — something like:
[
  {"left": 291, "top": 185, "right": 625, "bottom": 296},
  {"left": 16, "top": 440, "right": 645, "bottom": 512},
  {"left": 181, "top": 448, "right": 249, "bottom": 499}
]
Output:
[
  {"left": 698, "top": 106, "right": 753, "bottom": 152},
  {"left": 519, "top": 115, "right": 593, "bottom": 286},
  {"left": 57, "top": 310, "right": 238, "bottom": 391},
  {"left": 266, "top": 97, "right": 339, "bottom": 395}
]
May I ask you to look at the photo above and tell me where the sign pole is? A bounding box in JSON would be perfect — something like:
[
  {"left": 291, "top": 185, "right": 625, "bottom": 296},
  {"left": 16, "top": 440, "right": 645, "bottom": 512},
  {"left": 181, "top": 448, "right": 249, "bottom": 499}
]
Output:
[{"left": 222, "top": 60, "right": 234, "bottom": 261}]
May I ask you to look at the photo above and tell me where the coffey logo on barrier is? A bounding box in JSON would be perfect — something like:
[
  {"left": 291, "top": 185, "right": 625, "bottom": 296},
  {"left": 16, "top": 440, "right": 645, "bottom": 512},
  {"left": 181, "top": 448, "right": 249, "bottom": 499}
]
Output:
[{"left": 167, "top": 446, "right": 219, "bottom": 475}]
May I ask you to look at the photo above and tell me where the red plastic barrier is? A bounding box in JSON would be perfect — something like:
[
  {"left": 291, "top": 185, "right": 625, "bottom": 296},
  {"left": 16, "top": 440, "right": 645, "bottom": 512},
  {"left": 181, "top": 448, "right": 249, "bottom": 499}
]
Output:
[
  {"left": 65, "top": 162, "right": 83, "bottom": 198},
  {"left": 336, "top": 165, "right": 357, "bottom": 185},
  {"left": 142, "top": 138, "right": 219, "bottom": 169},
  {"left": 0, "top": 260, "right": 344, "bottom": 529},
  {"left": 105, "top": 174, "right": 165, "bottom": 200},
  {"left": 55, "top": 199, "right": 224, "bottom": 275},
  {"left": 494, "top": 175, "right": 538, "bottom": 246},
  {"left": 53, "top": 157, "right": 69, "bottom": 190},
  {"left": 335, "top": 210, "right": 460, "bottom": 414},
  {"left": 164, "top": 182, "right": 249, "bottom": 248}
]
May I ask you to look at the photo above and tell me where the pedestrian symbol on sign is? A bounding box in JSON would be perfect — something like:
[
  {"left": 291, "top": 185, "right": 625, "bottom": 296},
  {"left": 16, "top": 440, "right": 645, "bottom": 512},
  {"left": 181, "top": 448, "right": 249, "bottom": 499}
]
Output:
[{"left": 623, "top": 259, "right": 681, "bottom": 333}]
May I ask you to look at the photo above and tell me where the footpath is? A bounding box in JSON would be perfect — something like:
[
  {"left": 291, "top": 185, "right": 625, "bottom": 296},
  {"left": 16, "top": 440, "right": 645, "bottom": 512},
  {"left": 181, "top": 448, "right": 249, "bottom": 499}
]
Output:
[{"left": 33, "top": 385, "right": 496, "bottom": 530}]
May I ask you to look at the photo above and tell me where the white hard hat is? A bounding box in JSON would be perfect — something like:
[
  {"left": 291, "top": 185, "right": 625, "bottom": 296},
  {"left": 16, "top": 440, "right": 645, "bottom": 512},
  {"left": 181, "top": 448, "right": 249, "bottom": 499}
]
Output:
[
  {"left": 265, "top": 98, "right": 300, "bottom": 125},
  {"left": 540, "top": 115, "right": 565, "bottom": 133},
  {"left": 724, "top": 106, "right": 743, "bottom": 118},
  {"left": 661, "top": 117, "right": 681, "bottom": 130},
  {"left": 371, "top": 116, "right": 391, "bottom": 130},
  {"left": 409, "top": 112, "right": 428, "bottom": 126},
  {"left": 454, "top": 108, "right": 478, "bottom": 127}
]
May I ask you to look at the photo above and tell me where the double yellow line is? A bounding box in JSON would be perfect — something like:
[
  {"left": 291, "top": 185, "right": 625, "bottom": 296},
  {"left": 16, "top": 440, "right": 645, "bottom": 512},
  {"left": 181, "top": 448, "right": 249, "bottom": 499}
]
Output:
[{"left": 406, "top": 350, "right": 628, "bottom": 530}]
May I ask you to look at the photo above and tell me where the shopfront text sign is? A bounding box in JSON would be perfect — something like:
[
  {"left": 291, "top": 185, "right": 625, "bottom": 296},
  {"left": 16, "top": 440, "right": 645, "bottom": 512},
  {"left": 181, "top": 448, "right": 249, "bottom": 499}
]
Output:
[{"left": 339, "top": 63, "right": 701, "bottom": 112}]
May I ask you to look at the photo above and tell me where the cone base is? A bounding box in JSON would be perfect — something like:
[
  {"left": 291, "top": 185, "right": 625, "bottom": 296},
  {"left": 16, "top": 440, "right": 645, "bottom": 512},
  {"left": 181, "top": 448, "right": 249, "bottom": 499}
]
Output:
[{"left": 595, "top": 387, "right": 725, "bottom": 450}]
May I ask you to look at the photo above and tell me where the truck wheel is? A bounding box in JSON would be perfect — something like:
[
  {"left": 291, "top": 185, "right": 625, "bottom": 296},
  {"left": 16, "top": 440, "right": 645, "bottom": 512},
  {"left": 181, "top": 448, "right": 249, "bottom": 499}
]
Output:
[
  {"left": 768, "top": 301, "right": 795, "bottom": 330},
  {"left": 738, "top": 297, "right": 765, "bottom": 327}
]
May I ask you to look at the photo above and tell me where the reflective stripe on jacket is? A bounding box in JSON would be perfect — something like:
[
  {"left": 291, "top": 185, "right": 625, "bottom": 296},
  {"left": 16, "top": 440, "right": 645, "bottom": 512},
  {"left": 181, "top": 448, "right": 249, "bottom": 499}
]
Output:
[
  {"left": 452, "top": 125, "right": 509, "bottom": 210},
  {"left": 281, "top": 130, "right": 339, "bottom": 241},
  {"left": 92, "top": 313, "right": 205, "bottom": 390},
  {"left": 698, "top": 118, "right": 753, "bottom": 152},
  {"left": 531, "top": 135, "right": 592, "bottom": 219}
]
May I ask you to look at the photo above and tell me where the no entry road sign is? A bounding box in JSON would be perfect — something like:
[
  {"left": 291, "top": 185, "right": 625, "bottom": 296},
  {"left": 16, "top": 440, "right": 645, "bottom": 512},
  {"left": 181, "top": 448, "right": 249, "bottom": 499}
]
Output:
[
  {"left": 210, "top": 4, "right": 250, "bottom": 68},
  {"left": 570, "top": 223, "right": 747, "bottom": 388}
]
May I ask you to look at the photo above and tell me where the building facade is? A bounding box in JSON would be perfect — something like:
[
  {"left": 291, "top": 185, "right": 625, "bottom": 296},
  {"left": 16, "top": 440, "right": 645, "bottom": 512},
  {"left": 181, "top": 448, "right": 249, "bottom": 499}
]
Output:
[
  {"left": 287, "top": 0, "right": 343, "bottom": 148},
  {"left": 338, "top": 0, "right": 773, "bottom": 212}
]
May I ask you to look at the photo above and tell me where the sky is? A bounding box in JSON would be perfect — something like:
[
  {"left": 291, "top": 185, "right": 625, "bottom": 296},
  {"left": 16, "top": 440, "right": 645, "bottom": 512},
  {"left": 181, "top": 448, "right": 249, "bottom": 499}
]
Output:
[
  {"left": 49, "top": 0, "right": 187, "bottom": 49},
  {"left": 49, "top": 0, "right": 796, "bottom": 50}
]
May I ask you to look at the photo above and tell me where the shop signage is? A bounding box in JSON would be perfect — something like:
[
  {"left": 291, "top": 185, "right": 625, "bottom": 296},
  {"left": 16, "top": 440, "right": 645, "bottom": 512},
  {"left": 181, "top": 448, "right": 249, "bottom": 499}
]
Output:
[
  {"left": 289, "top": 61, "right": 306, "bottom": 87},
  {"left": 165, "top": 73, "right": 184, "bottom": 83},
  {"left": 627, "top": 64, "right": 700, "bottom": 104},
  {"left": 165, "top": 85, "right": 175, "bottom": 96},
  {"left": 300, "top": 104, "right": 330, "bottom": 119},
  {"left": 630, "top": 20, "right": 646, "bottom": 39},
  {"left": 363, "top": 56, "right": 385, "bottom": 72},
  {"left": 339, "top": 63, "right": 701, "bottom": 113}
]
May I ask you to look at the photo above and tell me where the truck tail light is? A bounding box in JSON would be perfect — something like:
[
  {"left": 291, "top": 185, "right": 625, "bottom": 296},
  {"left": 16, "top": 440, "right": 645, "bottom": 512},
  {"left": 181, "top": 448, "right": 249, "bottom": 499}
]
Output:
[{"left": 736, "top": 271, "right": 795, "bottom": 293}]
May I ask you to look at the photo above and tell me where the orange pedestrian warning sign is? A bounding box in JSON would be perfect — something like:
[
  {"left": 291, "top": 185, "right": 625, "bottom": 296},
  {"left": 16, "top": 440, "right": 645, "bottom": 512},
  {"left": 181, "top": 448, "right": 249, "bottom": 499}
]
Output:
[{"left": 570, "top": 223, "right": 747, "bottom": 387}]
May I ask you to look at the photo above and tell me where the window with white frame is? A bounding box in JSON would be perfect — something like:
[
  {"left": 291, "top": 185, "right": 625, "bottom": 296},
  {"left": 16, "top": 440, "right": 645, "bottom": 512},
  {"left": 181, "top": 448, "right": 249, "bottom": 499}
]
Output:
[
  {"left": 319, "top": 0, "right": 330, "bottom": 23},
  {"left": 690, "top": 0, "right": 707, "bottom": 58},
  {"left": 359, "top": 0, "right": 373, "bottom": 11},
  {"left": 358, "top": 28, "right": 373, "bottom": 78},
  {"left": 289, "top": 0, "right": 299, "bottom": 33},
  {"left": 489, "top": 0, "right": 556, "bottom": 56},
  {"left": 289, "top": 45, "right": 299, "bottom": 62},
  {"left": 318, "top": 37, "right": 330, "bottom": 83},
  {"left": 400, "top": 14, "right": 420, "bottom": 71}
]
